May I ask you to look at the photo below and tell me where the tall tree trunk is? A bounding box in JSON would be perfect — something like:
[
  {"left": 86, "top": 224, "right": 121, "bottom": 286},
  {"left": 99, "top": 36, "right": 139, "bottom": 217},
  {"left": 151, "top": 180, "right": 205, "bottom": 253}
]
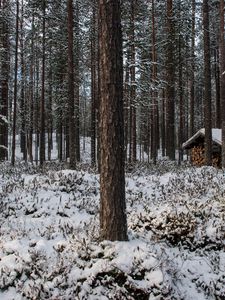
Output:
[
  {"left": 47, "top": 63, "right": 53, "bottom": 161},
  {"left": 203, "top": 0, "right": 212, "bottom": 165},
  {"left": 151, "top": 0, "right": 158, "bottom": 164},
  {"left": 20, "top": 0, "right": 27, "bottom": 161},
  {"left": 11, "top": 0, "right": 19, "bottom": 166},
  {"left": 74, "top": 0, "right": 80, "bottom": 162},
  {"left": 130, "top": 0, "right": 136, "bottom": 163},
  {"left": 178, "top": 37, "right": 184, "bottom": 163},
  {"left": 190, "top": 0, "right": 195, "bottom": 137},
  {"left": 161, "top": 89, "right": 166, "bottom": 157},
  {"left": 215, "top": 46, "right": 221, "bottom": 128},
  {"left": 178, "top": 0, "right": 184, "bottom": 163},
  {"left": 28, "top": 10, "right": 35, "bottom": 163},
  {"left": 91, "top": 2, "right": 97, "bottom": 166},
  {"left": 220, "top": 0, "right": 225, "bottom": 167},
  {"left": 124, "top": 62, "right": 130, "bottom": 161},
  {"left": 47, "top": 32, "right": 53, "bottom": 162},
  {"left": 40, "top": 0, "right": 46, "bottom": 166},
  {"left": 99, "top": 0, "right": 128, "bottom": 241},
  {"left": 67, "top": 0, "right": 76, "bottom": 168},
  {"left": 166, "top": 0, "right": 175, "bottom": 160},
  {"left": 0, "top": 0, "right": 9, "bottom": 161}
]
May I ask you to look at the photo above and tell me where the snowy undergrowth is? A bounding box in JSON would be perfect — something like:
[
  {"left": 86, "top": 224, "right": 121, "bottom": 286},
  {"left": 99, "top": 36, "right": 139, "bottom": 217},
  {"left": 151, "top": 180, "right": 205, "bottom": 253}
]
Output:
[{"left": 0, "top": 161, "right": 224, "bottom": 300}]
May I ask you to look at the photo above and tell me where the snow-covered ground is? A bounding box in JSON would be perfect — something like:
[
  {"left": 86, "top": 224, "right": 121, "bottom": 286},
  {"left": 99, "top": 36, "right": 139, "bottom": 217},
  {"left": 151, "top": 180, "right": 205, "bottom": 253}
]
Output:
[{"left": 0, "top": 159, "right": 224, "bottom": 299}]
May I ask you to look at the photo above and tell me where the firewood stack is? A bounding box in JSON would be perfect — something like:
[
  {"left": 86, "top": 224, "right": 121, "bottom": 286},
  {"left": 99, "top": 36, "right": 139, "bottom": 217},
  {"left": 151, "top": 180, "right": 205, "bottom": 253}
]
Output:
[
  {"left": 191, "top": 146, "right": 205, "bottom": 166},
  {"left": 191, "top": 146, "right": 221, "bottom": 167}
]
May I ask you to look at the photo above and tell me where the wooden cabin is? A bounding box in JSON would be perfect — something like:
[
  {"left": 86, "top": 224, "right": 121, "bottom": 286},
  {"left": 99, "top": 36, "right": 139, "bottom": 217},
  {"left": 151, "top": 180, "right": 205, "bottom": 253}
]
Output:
[{"left": 182, "top": 128, "right": 221, "bottom": 167}]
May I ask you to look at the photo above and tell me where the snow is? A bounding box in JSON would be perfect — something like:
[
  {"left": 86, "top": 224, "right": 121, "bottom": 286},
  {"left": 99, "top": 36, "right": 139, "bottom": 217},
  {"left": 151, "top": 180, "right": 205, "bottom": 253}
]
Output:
[
  {"left": 0, "top": 160, "right": 225, "bottom": 299},
  {"left": 182, "top": 128, "right": 222, "bottom": 148}
]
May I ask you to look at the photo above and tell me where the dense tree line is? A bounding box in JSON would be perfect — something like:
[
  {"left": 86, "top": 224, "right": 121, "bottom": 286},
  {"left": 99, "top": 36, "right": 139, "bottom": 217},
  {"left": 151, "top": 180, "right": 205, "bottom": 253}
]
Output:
[{"left": 1, "top": 0, "right": 225, "bottom": 166}]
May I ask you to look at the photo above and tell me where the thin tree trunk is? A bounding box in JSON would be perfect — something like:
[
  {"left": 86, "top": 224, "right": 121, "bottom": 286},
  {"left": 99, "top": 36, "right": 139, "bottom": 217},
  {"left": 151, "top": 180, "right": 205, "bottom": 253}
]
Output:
[
  {"left": 0, "top": 0, "right": 9, "bottom": 161},
  {"left": 40, "top": 0, "right": 46, "bottom": 166},
  {"left": 220, "top": 0, "right": 225, "bottom": 167},
  {"left": 47, "top": 37, "right": 53, "bottom": 161},
  {"left": 151, "top": 0, "right": 157, "bottom": 164},
  {"left": 166, "top": 0, "right": 175, "bottom": 160},
  {"left": 74, "top": 0, "right": 80, "bottom": 162},
  {"left": 215, "top": 46, "right": 221, "bottom": 128},
  {"left": 58, "top": 110, "right": 63, "bottom": 161},
  {"left": 28, "top": 10, "right": 35, "bottom": 163},
  {"left": 178, "top": 0, "right": 184, "bottom": 163},
  {"left": 99, "top": 0, "right": 127, "bottom": 241},
  {"left": 190, "top": 0, "right": 195, "bottom": 137},
  {"left": 130, "top": 0, "right": 136, "bottom": 163},
  {"left": 124, "top": 63, "right": 130, "bottom": 161},
  {"left": 11, "top": 0, "right": 19, "bottom": 166},
  {"left": 203, "top": 0, "right": 212, "bottom": 165},
  {"left": 67, "top": 0, "right": 76, "bottom": 168},
  {"left": 178, "top": 33, "right": 184, "bottom": 163},
  {"left": 161, "top": 89, "right": 166, "bottom": 157},
  {"left": 20, "top": 0, "right": 27, "bottom": 161},
  {"left": 91, "top": 2, "right": 97, "bottom": 166}
]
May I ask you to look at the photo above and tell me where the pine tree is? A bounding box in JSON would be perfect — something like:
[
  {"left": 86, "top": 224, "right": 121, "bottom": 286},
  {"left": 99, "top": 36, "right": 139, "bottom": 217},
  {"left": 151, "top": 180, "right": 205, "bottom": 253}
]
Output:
[
  {"left": 203, "top": 0, "right": 212, "bottom": 166},
  {"left": 99, "top": 0, "right": 128, "bottom": 241},
  {"left": 67, "top": 0, "right": 76, "bottom": 169},
  {"left": 11, "top": 0, "right": 19, "bottom": 166},
  {"left": 40, "top": 0, "right": 46, "bottom": 166},
  {"left": 0, "top": 0, "right": 9, "bottom": 161},
  {"left": 220, "top": 0, "right": 225, "bottom": 168},
  {"left": 166, "top": 0, "right": 175, "bottom": 160}
]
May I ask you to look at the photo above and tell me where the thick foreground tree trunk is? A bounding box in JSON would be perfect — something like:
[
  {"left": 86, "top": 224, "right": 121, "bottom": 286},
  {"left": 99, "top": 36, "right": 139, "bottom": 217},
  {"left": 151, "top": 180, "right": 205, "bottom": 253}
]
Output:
[{"left": 99, "top": 0, "right": 128, "bottom": 241}]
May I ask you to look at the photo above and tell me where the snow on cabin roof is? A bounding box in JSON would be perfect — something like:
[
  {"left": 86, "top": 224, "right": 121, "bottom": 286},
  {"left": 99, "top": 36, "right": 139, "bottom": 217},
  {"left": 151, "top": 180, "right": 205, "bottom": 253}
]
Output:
[{"left": 182, "top": 128, "right": 222, "bottom": 149}]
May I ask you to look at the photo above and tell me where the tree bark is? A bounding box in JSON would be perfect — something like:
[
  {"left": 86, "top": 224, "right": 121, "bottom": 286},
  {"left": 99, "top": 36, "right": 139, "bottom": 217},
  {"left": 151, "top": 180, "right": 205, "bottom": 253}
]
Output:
[
  {"left": 124, "top": 62, "right": 130, "bottom": 161},
  {"left": 203, "top": 0, "right": 212, "bottom": 166},
  {"left": 99, "top": 0, "right": 128, "bottom": 241},
  {"left": 40, "top": 0, "right": 46, "bottom": 166},
  {"left": 91, "top": 1, "right": 97, "bottom": 166},
  {"left": 20, "top": 0, "right": 27, "bottom": 161},
  {"left": 11, "top": 0, "right": 19, "bottom": 166},
  {"left": 166, "top": 0, "right": 175, "bottom": 160},
  {"left": 67, "top": 0, "right": 76, "bottom": 169},
  {"left": 190, "top": 0, "right": 195, "bottom": 137},
  {"left": 220, "top": 0, "right": 225, "bottom": 167},
  {"left": 151, "top": 0, "right": 158, "bottom": 164},
  {"left": 161, "top": 89, "right": 166, "bottom": 157},
  {"left": 74, "top": 0, "right": 80, "bottom": 162},
  {"left": 129, "top": 0, "right": 136, "bottom": 163},
  {"left": 0, "top": 0, "right": 9, "bottom": 161},
  {"left": 215, "top": 46, "right": 221, "bottom": 128}
]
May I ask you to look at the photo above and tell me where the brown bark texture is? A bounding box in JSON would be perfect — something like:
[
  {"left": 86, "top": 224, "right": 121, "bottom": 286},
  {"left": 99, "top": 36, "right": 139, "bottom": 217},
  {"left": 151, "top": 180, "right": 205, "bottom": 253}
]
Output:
[
  {"left": 11, "top": 0, "right": 19, "bottom": 166},
  {"left": 67, "top": 0, "right": 76, "bottom": 169},
  {"left": 91, "top": 2, "right": 97, "bottom": 166},
  {"left": 40, "top": 0, "right": 46, "bottom": 166},
  {"left": 0, "top": 0, "right": 9, "bottom": 161},
  {"left": 99, "top": 0, "right": 128, "bottom": 241},
  {"left": 203, "top": 0, "right": 212, "bottom": 166},
  {"left": 166, "top": 0, "right": 175, "bottom": 160},
  {"left": 220, "top": 0, "right": 225, "bottom": 168},
  {"left": 129, "top": 0, "right": 136, "bottom": 163},
  {"left": 189, "top": 0, "right": 195, "bottom": 137}
]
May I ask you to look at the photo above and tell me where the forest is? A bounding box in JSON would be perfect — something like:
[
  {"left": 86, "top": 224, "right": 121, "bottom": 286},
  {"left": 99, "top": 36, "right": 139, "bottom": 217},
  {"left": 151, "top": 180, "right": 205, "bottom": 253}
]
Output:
[{"left": 0, "top": 0, "right": 225, "bottom": 299}]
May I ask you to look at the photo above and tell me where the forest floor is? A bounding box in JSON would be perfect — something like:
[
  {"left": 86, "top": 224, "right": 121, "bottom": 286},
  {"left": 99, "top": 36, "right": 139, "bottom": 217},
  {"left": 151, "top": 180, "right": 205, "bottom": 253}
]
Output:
[{"left": 0, "top": 158, "right": 225, "bottom": 300}]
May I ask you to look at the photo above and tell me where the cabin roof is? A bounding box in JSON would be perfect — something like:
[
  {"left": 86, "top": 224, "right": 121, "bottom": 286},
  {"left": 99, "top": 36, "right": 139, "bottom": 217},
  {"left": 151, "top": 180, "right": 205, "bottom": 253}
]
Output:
[{"left": 182, "top": 128, "right": 222, "bottom": 150}]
